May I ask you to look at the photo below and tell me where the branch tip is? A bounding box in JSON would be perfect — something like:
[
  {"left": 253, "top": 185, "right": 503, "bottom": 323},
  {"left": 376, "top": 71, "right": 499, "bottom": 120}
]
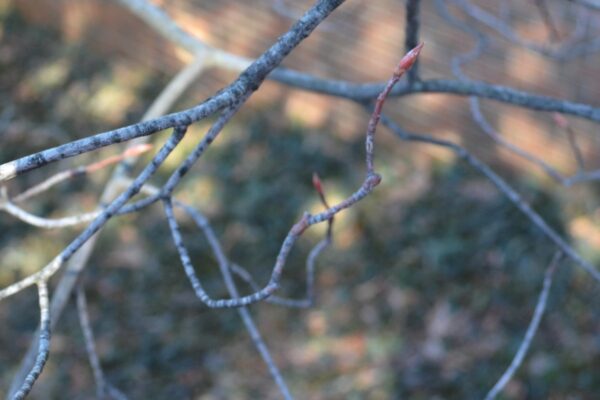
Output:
[
  {"left": 395, "top": 42, "right": 425, "bottom": 76},
  {"left": 312, "top": 172, "right": 323, "bottom": 195}
]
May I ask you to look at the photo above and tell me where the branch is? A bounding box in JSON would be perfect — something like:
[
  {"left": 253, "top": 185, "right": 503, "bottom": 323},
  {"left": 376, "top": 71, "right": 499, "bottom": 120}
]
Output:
[
  {"left": 11, "top": 282, "right": 51, "bottom": 400},
  {"left": 0, "top": 0, "right": 346, "bottom": 182},
  {"left": 405, "top": 0, "right": 421, "bottom": 83},
  {"left": 77, "top": 284, "right": 114, "bottom": 399},
  {"left": 163, "top": 44, "right": 422, "bottom": 308},
  {"left": 0, "top": 126, "right": 187, "bottom": 301},
  {"left": 570, "top": 0, "right": 600, "bottom": 11},
  {"left": 452, "top": 0, "right": 600, "bottom": 59},
  {"left": 484, "top": 252, "right": 561, "bottom": 400},
  {"left": 0, "top": 188, "right": 100, "bottom": 229},
  {"left": 6, "top": 55, "right": 211, "bottom": 397},
  {"left": 379, "top": 114, "right": 600, "bottom": 283},
  {"left": 174, "top": 201, "right": 293, "bottom": 399}
]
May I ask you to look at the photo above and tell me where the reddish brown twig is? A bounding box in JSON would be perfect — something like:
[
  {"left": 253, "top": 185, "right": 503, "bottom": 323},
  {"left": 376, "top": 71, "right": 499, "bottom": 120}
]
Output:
[
  {"left": 12, "top": 144, "right": 153, "bottom": 203},
  {"left": 365, "top": 42, "right": 424, "bottom": 175}
]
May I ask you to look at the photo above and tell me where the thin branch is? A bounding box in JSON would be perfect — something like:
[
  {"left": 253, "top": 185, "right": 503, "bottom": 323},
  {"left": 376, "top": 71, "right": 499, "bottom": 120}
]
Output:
[
  {"left": 175, "top": 202, "right": 293, "bottom": 399},
  {"left": 405, "top": 0, "right": 421, "bottom": 83},
  {"left": 5, "top": 2, "right": 600, "bottom": 183},
  {"left": 11, "top": 144, "right": 152, "bottom": 203},
  {"left": 379, "top": 115, "right": 600, "bottom": 283},
  {"left": 0, "top": 189, "right": 100, "bottom": 229},
  {"left": 404, "top": 0, "right": 421, "bottom": 85},
  {"left": 76, "top": 284, "right": 109, "bottom": 400},
  {"left": 570, "top": 0, "right": 600, "bottom": 11},
  {"left": 484, "top": 252, "right": 561, "bottom": 400},
  {"left": 452, "top": 0, "right": 600, "bottom": 59},
  {"left": 164, "top": 45, "right": 422, "bottom": 308},
  {"left": 553, "top": 113, "right": 586, "bottom": 171},
  {"left": 534, "top": 0, "right": 561, "bottom": 41},
  {"left": 164, "top": 197, "right": 276, "bottom": 308},
  {"left": 6, "top": 55, "right": 212, "bottom": 396},
  {"left": 0, "top": 126, "right": 187, "bottom": 302},
  {"left": 366, "top": 43, "right": 423, "bottom": 174},
  {"left": 122, "top": 181, "right": 326, "bottom": 309},
  {"left": 437, "top": 0, "right": 587, "bottom": 186},
  {"left": 0, "top": 0, "right": 346, "bottom": 182},
  {"left": 11, "top": 281, "right": 51, "bottom": 400}
]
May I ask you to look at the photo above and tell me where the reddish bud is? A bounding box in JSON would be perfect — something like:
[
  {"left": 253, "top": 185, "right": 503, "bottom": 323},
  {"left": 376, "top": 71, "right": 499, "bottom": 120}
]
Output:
[
  {"left": 312, "top": 172, "right": 323, "bottom": 195},
  {"left": 395, "top": 42, "right": 424, "bottom": 76}
]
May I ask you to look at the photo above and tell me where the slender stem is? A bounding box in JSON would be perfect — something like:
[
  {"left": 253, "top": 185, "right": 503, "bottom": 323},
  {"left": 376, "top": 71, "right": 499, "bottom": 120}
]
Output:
[
  {"left": 405, "top": 0, "right": 421, "bottom": 83},
  {"left": 485, "top": 253, "right": 561, "bottom": 400},
  {"left": 11, "top": 282, "right": 51, "bottom": 400}
]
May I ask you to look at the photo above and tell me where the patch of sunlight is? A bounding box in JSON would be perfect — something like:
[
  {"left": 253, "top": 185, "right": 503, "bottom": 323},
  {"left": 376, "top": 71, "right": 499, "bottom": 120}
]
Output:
[
  {"left": 178, "top": 174, "right": 219, "bottom": 215},
  {"left": 508, "top": 47, "right": 549, "bottom": 86},
  {"left": 498, "top": 108, "right": 571, "bottom": 182},
  {"left": 85, "top": 82, "right": 136, "bottom": 124},
  {"left": 111, "top": 61, "right": 152, "bottom": 90},
  {"left": 171, "top": 7, "right": 213, "bottom": 45},
  {"left": 173, "top": 46, "right": 194, "bottom": 64},
  {"left": 331, "top": 102, "right": 366, "bottom": 141},
  {"left": 25, "top": 58, "right": 70, "bottom": 93},
  {"left": 284, "top": 91, "right": 332, "bottom": 128},
  {"left": 162, "top": 122, "right": 226, "bottom": 169},
  {"left": 0, "top": 234, "right": 66, "bottom": 286},
  {"left": 305, "top": 310, "right": 328, "bottom": 336},
  {"left": 0, "top": 0, "right": 10, "bottom": 16},
  {"left": 366, "top": 333, "right": 399, "bottom": 360},
  {"left": 354, "top": 366, "right": 388, "bottom": 392},
  {"left": 424, "top": 128, "right": 461, "bottom": 165},
  {"left": 569, "top": 216, "right": 600, "bottom": 263}
]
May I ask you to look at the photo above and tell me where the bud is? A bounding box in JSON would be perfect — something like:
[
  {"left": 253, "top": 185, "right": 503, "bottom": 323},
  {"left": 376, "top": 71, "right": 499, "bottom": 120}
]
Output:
[
  {"left": 312, "top": 172, "right": 323, "bottom": 196},
  {"left": 395, "top": 42, "right": 424, "bottom": 76}
]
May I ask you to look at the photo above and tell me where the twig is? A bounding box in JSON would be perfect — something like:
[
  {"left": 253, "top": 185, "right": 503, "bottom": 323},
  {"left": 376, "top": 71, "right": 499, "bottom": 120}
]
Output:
[
  {"left": 379, "top": 115, "right": 600, "bottom": 283},
  {"left": 0, "top": 126, "right": 187, "bottom": 301},
  {"left": 0, "top": 187, "right": 99, "bottom": 228},
  {"left": 452, "top": 0, "right": 600, "bottom": 59},
  {"left": 5, "top": 0, "right": 347, "bottom": 382},
  {"left": 0, "top": 0, "right": 346, "bottom": 182},
  {"left": 534, "top": 0, "right": 561, "bottom": 41},
  {"left": 7, "top": 55, "right": 211, "bottom": 397},
  {"left": 76, "top": 284, "right": 108, "bottom": 399},
  {"left": 175, "top": 202, "right": 293, "bottom": 399},
  {"left": 570, "top": 0, "right": 600, "bottom": 11},
  {"left": 553, "top": 113, "right": 586, "bottom": 171},
  {"left": 164, "top": 44, "right": 423, "bottom": 308},
  {"left": 405, "top": 0, "right": 421, "bottom": 83},
  {"left": 10, "top": 144, "right": 152, "bottom": 204},
  {"left": 366, "top": 43, "right": 423, "bottom": 174},
  {"left": 437, "top": 0, "right": 585, "bottom": 186},
  {"left": 11, "top": 281, "right": 51, "bottom": 400},
  {"left": 484, "top": 252, "right": 561, "bottom": 400}
]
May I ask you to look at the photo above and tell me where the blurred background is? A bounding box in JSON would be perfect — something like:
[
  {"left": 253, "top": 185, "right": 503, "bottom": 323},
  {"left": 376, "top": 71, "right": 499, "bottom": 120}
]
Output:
[{"left": 0, "top": 0, "right": 599, "bottom": 398}]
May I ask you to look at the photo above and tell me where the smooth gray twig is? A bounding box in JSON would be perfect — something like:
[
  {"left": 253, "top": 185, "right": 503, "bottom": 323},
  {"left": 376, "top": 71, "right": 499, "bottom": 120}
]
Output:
[
  {"left": 405, "top": 0, "right": 421, "bottom": 83},
  {"left": 11, "top": 282, "right": 51, "bottom": 400},
  {"left": 76, "top": 284, "right": 109, "bottom": 399},
  {"left": 379, "top": 115, "right": 600, "bottom": 283},
  {"left": 485, "top": 252, "right": 561, "bottom": 400},
  {"left": 0, "top": 126, "right": 187, "bottom": 301}
]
